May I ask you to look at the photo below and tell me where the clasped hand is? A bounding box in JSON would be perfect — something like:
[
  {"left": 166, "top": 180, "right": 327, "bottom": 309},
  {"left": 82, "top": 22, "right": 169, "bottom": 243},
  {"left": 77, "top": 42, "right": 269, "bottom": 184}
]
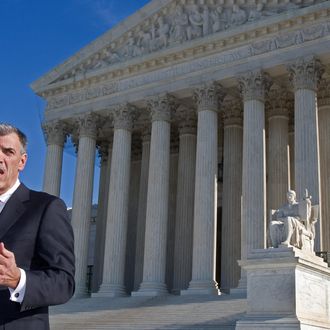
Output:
[{"left": 0, "top": 242, "right": 20, "bottom": 289}]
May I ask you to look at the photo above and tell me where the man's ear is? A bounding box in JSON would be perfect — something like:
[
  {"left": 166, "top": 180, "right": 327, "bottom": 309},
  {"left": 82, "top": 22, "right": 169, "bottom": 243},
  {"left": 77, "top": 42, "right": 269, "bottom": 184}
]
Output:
[{"left": 18, "top": 153, "right": 27, "bottom": 172}]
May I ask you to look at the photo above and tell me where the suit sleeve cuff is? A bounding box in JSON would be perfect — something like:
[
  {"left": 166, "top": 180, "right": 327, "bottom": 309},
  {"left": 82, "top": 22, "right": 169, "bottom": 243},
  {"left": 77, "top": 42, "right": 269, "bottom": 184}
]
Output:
[{"left": 8, "top": 268, "right": 26, "bottom": 303}]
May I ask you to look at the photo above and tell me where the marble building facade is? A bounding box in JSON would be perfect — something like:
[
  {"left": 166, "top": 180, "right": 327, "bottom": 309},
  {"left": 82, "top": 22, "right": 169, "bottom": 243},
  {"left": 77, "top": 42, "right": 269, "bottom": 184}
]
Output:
[{"left": 32, "top": 0, "right": 330, "bottom": 298}]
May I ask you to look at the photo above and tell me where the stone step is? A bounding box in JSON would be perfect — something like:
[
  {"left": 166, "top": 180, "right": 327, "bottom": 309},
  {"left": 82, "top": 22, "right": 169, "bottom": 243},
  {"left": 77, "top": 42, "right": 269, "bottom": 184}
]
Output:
[{"left": 50, "top": 294, "right": 247, "bottom": 330}]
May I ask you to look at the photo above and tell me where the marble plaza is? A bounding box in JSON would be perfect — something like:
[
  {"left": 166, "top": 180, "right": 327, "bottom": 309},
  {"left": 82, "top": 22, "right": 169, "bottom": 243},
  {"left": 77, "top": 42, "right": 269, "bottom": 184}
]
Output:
[{"left": 32, "top": 1, "right": 330, "bottom": 328}]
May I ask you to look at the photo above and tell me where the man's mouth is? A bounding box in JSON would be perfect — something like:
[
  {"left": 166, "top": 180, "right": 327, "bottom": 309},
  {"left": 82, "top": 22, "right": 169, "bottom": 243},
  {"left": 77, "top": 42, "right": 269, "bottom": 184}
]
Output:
[{"left": 0, "top": 168, "right": 5, "bottom": 175}]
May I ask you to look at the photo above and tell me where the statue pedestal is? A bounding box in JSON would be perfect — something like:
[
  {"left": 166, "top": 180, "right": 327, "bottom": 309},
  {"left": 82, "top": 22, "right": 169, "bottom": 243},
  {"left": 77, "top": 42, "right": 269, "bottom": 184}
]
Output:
[{"left": 235, "top": 247, "right": 330, "bottom": 329}]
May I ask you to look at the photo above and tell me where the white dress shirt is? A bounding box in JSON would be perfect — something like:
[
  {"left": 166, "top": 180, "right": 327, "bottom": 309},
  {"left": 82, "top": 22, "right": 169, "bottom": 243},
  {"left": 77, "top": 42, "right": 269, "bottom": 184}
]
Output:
[{"left": 0, "top": 179, "right": 26, "bottom": 303}]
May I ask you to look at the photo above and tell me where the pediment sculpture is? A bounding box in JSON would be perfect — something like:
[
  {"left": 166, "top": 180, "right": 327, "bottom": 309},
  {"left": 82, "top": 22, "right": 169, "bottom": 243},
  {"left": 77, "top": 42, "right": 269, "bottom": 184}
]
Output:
[
  {"left": 55, "top": 0, "right": 326, "bottom": 83},
  {"left": 269, "top": 189, "right": 318, "bottom": 253}
]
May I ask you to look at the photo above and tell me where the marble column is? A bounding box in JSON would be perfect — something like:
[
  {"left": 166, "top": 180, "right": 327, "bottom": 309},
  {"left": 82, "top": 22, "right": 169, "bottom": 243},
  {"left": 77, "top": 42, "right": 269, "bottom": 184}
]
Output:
[
  {"left": 237, "top": 71, "right": 270, "bottom": 290},
  {"left": 288, "top": 56, "right": 324, "bottom": 251},
  {"left": 172, "top": 106, "right": 197, "bottom": 293},
  {"left": 266, "top": 84, "right": 290, "bottom": 210},
  {"left": 318, "top": 77, "right": 330, "bottom": 252},
  {"left": 42, "top": 120, "right": 66, "bottom": 196},
  {"left": 133, "top": 127, "right": 151, "bottom": 291},
  {"left": 91, "top": 139, "right": 112, "bottom": 293},
  {"left": 133, "top": 95, "right": 174, "bottom": 296},
  {"left": 97, "top": 104, "right": 136, "bottom": 297},
  {"left": 166, "top": 134, "right": 179, "bottom": 292},
  {"left": 71, "top": 113, "right": 97, "bottom": 297},
  {"left": 125, "top": 140, "right": 141, "bottom": 293},
  {"left": 184, "top": 83, "right": 224, "bottom": 295},
  {"left": 288, "top": 109, "right": 295, "bottom": 191},
  {"left": 220, "top": 98, "right": 243, "bottom": 292}
]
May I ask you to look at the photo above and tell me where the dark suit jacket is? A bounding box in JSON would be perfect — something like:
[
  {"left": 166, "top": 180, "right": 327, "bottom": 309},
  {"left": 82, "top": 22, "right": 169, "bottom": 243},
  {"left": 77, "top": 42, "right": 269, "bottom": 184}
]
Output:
[{"left": 0, "top": 183, "right": 75, "bottom": 330}]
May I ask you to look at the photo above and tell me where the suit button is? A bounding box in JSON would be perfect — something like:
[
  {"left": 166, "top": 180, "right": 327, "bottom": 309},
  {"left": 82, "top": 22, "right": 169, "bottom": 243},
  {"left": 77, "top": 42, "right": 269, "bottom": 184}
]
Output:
[{"left": 14, "top": 293, "right": 19, "bottom": 298}]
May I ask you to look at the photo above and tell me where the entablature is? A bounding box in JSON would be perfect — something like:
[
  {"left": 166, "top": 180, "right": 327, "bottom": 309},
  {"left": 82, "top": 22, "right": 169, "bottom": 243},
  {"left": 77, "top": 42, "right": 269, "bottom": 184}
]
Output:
[{"left": 32, "top": 0, "right": 329, "bottom": 98}]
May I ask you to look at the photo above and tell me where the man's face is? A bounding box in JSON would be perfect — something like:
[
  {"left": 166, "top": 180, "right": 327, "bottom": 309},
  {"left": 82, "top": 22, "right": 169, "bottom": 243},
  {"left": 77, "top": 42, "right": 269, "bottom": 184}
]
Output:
[{"left": 0, "top": 133, "right": 27, "bottom": 195}]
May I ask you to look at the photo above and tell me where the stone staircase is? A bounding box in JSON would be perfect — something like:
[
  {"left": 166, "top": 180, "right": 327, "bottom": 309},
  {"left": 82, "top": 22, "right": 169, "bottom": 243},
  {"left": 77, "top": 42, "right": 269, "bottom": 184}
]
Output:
[{"left": 50, "top": 293, "right": 247, "bottom": 330}]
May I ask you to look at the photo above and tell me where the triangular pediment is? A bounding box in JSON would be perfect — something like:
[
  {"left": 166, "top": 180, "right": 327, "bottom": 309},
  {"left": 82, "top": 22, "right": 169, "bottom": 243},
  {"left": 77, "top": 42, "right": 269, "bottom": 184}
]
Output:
[{"left": 31, "top": 0, "right": 327, "bottom": 94}]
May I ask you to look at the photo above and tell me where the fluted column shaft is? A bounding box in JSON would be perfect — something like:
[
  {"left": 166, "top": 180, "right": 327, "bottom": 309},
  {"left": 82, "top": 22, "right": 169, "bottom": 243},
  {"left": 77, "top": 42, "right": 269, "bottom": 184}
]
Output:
[
  {"left": 234, "top": 72, "right": 270, "bottom": 294},
  {"left": 266, "top": 86, "right": 291, "bottom": 209},
  {"left": 288, "top": 56, "right": 324, "bottom": 250},
  {"left": 71, "top": 114, "right": 97, "bottom": 297},
  {"left": 240, "top": 71, "right": 270, "bottom": 259},
  {"left": 185, "top": 83, "right": 224, "bottom": 295},
  {"left": 267, "top": 116, "right": 289, "bottom": 208},
  {"left": 133, "top": 129, "right": 151, "bottom": 291},
  {"left": 289, "top": 120, "right": 295, "bottom": 190},
  {"left": 134, "top": 95, "right": 173, "bottom": 296},
  {"left": 165, "top": 148, "right": 179, "bottom": 292},
  {"left": 91, "top": 141, "right": 112, "bottom": 293},
  {"left": 125, "top": 153, "right": 141, "bottom": 293},
  {"left": 97, "top": 105, "right": 136, "bottom": 297},
  {"left": 221, "top": 101, "right": 243, "bottom": 292},
  {"left": 318, "top": 78, "right": 330, "bottom": 252},
  {"left": 42, "top": 121, "right": 66, "bottom": 196},
  {"left": 173, "top": 110, "right": 196, "bottom": 293}
]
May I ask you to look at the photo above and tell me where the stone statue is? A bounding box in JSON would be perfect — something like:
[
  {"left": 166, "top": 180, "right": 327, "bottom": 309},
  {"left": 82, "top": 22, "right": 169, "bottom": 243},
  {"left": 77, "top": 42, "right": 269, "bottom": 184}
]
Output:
[{"left": 269, "top": 190, "right": 318, "bottom": 252}]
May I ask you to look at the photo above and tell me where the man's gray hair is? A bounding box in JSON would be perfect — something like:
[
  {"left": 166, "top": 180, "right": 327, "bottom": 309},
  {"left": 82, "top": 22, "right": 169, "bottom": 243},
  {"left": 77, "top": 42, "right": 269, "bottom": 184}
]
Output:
[{"left": 0, "top": 123, "right": 27, "bottom": 154}]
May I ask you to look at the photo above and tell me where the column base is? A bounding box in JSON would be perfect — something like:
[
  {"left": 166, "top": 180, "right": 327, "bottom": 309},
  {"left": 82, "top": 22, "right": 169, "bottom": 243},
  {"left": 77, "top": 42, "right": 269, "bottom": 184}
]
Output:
[
  {"left": 235, "top": 247, "right": 330, "bottom": 329},
  {"left": 92, "top": 283, "right": 127, "bottom": 297},
  {"left": 230, "top": 274, "right": 247, "bottom": 296},
  {"left": 235, "top": 314, "right": 330, "bottom": 330},
  {"left": 73, "top": 285, "right": 90, "bottom": 299},
  {"left": 131, "top": 282, "right": 168, "bottom": 297},
  {"left": 181, "top": 280, "right": 220, "bottom": 296}
]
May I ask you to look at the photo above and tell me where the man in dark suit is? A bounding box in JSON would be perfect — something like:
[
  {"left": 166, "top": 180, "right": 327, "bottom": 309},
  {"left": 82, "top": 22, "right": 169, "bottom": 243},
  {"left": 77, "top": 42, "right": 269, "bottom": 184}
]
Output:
[{"left": 0, "top": 123, "right": 75, "bottom": 330}]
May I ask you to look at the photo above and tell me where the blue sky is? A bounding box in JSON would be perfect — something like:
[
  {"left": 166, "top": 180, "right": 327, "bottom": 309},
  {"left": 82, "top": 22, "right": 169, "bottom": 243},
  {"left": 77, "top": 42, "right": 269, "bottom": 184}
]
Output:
[{"left": 0, "top": 0, "right": 150, "bottom": 206}]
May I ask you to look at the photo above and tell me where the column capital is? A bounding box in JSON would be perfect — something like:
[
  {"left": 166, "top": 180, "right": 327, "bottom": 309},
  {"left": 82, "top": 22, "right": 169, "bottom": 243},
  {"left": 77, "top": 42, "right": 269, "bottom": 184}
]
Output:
[
  {"left": 147, "top": 94, "right": 176, "bottom": 122},
  {"left": 222, "top": 99, "right": 243, "bottom": 127},
  {"left": 176, "top": 104, "right": 197, "bottom": 135},
  {"left": 42, "top": 120, "right": 67, "bottom": 146},
  {"left": 238, "top": 70, "right": 272, "bottom": 102},
  {"left": 77, "top": 113, "right": 98, "bottom": 139},
  {"left": 194, "top": 82, "right": 225, "bottom": 112},
  {"left": 113, "top": 103, "right": 139, "bottom": 130},
  {"left": 287, "top": 56, "right": 325, "bottom": 91},
  {"left": 266, "top": 83, "right": 292, "bottom": 119},
  {"left": 318, "top": 77, "right": 330, "bottom": 107}
]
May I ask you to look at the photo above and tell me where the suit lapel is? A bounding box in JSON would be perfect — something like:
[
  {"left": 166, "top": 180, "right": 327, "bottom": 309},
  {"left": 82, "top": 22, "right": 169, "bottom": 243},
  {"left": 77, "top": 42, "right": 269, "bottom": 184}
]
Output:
[{"left": 0, "top": 184, "right": 29, "bottom": 241}]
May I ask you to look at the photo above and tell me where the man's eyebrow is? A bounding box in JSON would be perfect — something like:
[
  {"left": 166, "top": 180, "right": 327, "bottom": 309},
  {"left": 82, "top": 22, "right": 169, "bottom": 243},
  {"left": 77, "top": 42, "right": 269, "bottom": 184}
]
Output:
[{"left": 1, "top": 146, "right": 16, "bottom": 153}]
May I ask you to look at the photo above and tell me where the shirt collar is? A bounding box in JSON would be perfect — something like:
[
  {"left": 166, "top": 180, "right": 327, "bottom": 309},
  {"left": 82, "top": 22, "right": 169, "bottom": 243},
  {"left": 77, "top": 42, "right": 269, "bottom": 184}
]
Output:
[{"left": 0, "top": 179, "right": 21, "bottom": 204}]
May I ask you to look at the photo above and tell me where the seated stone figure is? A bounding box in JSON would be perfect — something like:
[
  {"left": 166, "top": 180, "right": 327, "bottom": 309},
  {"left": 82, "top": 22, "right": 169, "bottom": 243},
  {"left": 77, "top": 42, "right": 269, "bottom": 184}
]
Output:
[{"left": 269, "top": 190, "right": 318, "bottom": 252}]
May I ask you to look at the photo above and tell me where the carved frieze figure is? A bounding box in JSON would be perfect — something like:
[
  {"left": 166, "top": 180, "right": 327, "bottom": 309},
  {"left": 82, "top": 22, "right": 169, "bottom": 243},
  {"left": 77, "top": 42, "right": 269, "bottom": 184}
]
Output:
[
  {"left": 188, "top": 5, "right": 203, "bottom": 40},
  {"left": 269, "top": 190, "right": 317, "bottom": 252},
  {"left": 170, "top": 5, "right": 189, "bottom": 43},
  {"left": 137, "top": 29, "right": 152, "bottom": 55},
  {"left": 153, "top": 16, "right": 170, "bottom": 49},
  {"left": 230, "top": 5, "right": 247, "bottom": 26},
  {"left": 210, "top": 6, "right": 227, "bottom": 33},
  {"left": 248, "top": 4, "right": 264, "bottom": 21},
  {"left": 123, "top": 33, "right": 141, "bottom": 58}
]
